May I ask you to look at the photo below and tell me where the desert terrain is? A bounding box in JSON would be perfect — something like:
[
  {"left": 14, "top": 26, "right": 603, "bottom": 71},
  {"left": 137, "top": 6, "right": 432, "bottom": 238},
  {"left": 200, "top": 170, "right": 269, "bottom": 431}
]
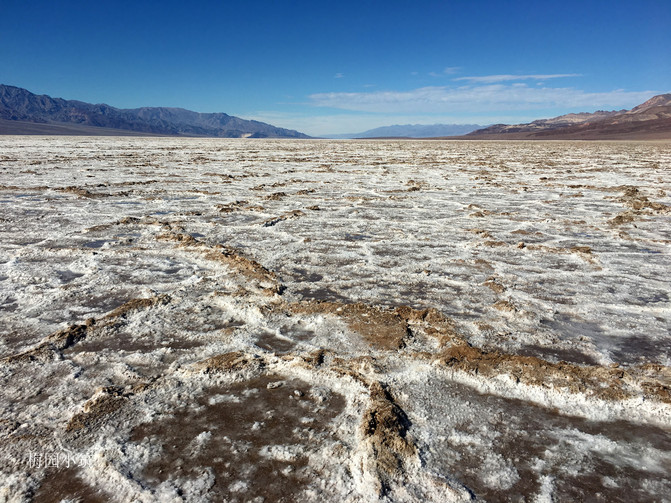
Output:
[{"left": 0, "top": 137, "right": 670, "bottom": 502}]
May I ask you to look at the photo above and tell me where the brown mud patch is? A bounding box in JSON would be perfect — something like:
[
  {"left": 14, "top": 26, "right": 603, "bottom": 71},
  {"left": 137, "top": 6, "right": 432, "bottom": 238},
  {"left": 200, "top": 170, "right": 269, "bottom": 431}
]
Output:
[
  {"left": 34, "top": 466, "right": 109, "bottom": 503},
  {"left": 517, "top": 344, "right": 599, "bottom": 366},
  {"left": 483, "top": 278, "right": 506, "bottom": 294},
  {"left": 437, "top": 345, "right": 671, "bottom": 403},
  {"left": 295, "top": 285, "right": 350, "bottom": 303},
  {"left": 286, "top": 301, "right": 464, "bottom": 350},
  {"left": 2, "top": 295, "right": 171, "bottom": 364},
  {"left": 254, "top": 324, "right": 316, "bottom": 354},
  {"left": 263, "top": 209, "right": 305, "bottom": 227},
  {"left": 68, "top": 331, "right": 203, "bottom": 356},
  {"left": 66, "top": 386, "right": 130, "bottom": 433},
  {"left": 288, "top": 301, "right": 411, "bottom": 350},
  {"left": 362, "top": 381, "right": 417, "bottom": 495},
  {"left": 55, "top": 186, "right": 100, "bottom": 199},
  {"left": 2, "top": 321, "right": 93, "bottom": 364},
  {"left": 192, "top": 351, "right": 263, "bottom": 374},
  {"left": 215, "top": 200, "right": 264, "bottom": 213},
  {"left": 266, "top": 191, "right": 287, "bottom": 200},
  {"left": 102, "top": 294, "right": 171, "bottom": 321},
  {"left": 282, "top": 297, "right": 669, "bottom": 406},
  {"left": 609, "top": 185, "right": 671, "bottom": 226},
  {"left": 156, "top": 231, "right": 281, "bottom": 295},
  {"left": 129, "top": 375, "right": 346, "bottom": 502},
  {"left": 65, "top": 381, "right": 152, "bottom": 434},
  {"left": 424, "top": 380, "right": 671, "bottom": 502}
]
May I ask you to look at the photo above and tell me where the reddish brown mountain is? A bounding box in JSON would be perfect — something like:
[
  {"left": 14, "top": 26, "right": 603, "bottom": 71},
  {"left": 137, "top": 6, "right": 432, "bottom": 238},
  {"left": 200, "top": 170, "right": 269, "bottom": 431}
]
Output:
[{"left": 465, "top": 94, "right": 671, "bottom": 140}]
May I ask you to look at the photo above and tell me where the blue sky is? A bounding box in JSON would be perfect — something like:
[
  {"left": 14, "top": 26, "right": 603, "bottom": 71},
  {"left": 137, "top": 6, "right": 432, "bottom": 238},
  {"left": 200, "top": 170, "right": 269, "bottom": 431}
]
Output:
[{"left": 1, "top": 0, "right": 669, "bottom": 135}]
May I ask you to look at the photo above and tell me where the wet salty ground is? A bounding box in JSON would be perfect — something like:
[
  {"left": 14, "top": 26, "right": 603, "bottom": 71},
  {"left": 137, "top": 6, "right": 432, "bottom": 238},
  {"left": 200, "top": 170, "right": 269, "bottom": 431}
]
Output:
[{"left": 0, "top": 137, "right": 670, "bottom": 501}]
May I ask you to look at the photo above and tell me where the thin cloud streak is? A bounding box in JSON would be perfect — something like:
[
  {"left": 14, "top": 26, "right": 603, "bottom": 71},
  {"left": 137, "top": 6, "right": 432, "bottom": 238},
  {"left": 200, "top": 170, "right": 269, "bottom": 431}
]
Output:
[
  {"left": 308, "top": 84, "right": 656, "bottom": 114},
  {"left": 454, "top": 74, "right": 581, "bottom": 83}
]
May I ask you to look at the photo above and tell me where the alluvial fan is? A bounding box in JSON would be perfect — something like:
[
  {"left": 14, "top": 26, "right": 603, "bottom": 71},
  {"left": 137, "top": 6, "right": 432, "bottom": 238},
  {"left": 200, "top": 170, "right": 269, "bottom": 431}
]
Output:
[{"left": 0, "top": 137, "right": 670, "bottom": 502}]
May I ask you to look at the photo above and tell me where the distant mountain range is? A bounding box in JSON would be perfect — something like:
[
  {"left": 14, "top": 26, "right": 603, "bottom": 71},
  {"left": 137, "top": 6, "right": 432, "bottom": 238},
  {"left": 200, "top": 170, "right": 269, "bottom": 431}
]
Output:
[
  {"left": 325, "top": 123, "right": 482, "bottom": 139},
  {"left": 0, "top": 84, "right": 310, "bottom": 138},
  {"left": 2, "top": 84, "right": 670, "bottom": 140},
  {"left": 463, "top": 94, "right": 671, "bottom": 140}
]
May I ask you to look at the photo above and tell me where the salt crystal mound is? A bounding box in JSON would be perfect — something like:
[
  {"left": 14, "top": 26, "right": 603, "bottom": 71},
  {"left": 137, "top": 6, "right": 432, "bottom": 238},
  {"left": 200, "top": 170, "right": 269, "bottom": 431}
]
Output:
[{"left": 0, "top": 137, "right": 670, "bottom": 502}]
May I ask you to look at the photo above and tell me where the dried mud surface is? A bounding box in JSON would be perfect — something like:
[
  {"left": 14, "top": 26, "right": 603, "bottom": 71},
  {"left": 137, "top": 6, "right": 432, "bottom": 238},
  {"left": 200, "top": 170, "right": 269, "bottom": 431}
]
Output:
[{"left": 1, "top": 137, "right": 670, "bottom": 502}]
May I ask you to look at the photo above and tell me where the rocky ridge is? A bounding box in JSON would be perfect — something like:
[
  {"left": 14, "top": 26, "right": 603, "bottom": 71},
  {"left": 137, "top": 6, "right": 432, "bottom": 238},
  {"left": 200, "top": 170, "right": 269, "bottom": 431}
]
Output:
[
  {"left": 0, "top": 84, "right": 310, "bottom": 138},
  {"left": 466, "top": 93, "right": 671, "bottom": 139}
]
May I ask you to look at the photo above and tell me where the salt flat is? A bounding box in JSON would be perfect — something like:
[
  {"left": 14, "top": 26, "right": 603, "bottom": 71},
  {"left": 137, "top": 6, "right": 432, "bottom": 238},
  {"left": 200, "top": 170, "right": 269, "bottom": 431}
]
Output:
[{"left": 0, "top": 137, "right": 670, "bottom": 502}]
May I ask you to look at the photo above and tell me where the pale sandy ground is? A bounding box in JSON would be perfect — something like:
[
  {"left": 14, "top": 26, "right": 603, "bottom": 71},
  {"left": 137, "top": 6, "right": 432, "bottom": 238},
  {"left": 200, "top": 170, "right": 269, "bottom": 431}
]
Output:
[{"left": 0, "top": 137, "right": 670, "bottom": 502}]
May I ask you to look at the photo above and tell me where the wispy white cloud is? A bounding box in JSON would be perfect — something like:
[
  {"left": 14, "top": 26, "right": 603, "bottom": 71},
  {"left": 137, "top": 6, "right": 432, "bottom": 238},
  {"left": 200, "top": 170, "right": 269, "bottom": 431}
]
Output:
[
  {"left": 334, "top": 73, "right": 344, "bottom": 79},
  {"left": 250, "top": 80, "right": 658, "bottom": 135},
  {"left": 454, "top": 73, "right": 580, "bottom": 83},
  {"left": 429, "top": 67, "right": 461, "bottom": 77},
  {"left": 308, "top": 84, "right": 655, "bottom": 114}
]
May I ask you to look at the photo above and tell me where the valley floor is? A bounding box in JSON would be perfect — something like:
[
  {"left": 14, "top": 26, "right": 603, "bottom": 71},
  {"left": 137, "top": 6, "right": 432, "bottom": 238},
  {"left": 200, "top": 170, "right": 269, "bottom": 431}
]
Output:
[{"left": 1, "top": 138, "right": 670, "bottom": 502}]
